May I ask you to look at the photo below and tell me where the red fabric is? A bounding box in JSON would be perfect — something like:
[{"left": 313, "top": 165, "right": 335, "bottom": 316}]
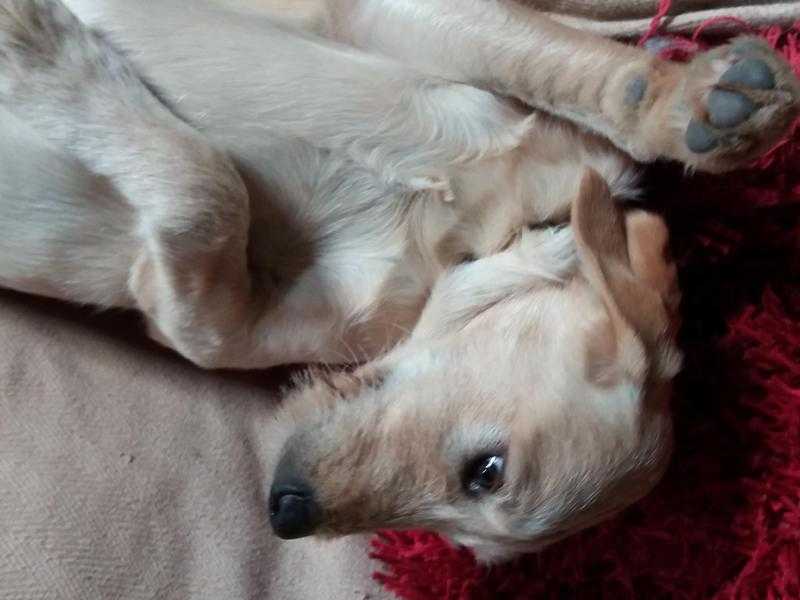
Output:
[
  {"left": 639, "top": 0, "right": 674, "bottom": 47},
  {"left": 371, "top": 19, "right": 800, "bottom": 600}
]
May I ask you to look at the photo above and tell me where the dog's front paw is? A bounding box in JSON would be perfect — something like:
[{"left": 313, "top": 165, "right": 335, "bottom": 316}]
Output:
[{"left": 676, "top": 36, "right": 800, "bottom": 172}]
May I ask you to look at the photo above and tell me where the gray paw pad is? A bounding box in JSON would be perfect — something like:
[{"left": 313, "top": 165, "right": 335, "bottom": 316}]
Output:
[
  {"left": 686, "top": 119, "right": 719, "bottom": 153},
  {"left": 720, "top": 58, "right": 776, "bottom": 90},
  {"left": 731, "top": 40, "right": 769, "bottom": 57},
  {"left": 625, "top": 77, "right": 648, "bottom": 106},
  {"left": 708, "top": 89, "right": 756, "bottom": 128},
  {"left": 643, "top": 37, "right": 673, "bottom": 55}
]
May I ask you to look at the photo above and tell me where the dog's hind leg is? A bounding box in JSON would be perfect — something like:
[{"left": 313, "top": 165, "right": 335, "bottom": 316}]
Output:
[
  {"left": 333, "top": 0, "right": 800, "bottom": 173},
  {"left": 0, "top": 0, "right": 282, "bottom": 367},
  {"left": 0, "top": 107, "right": 137, "bottom": 307}
]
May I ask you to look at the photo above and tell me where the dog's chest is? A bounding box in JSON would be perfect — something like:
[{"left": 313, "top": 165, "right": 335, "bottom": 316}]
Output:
[{"left": 244, "top": 149, "right": 431, "bottom": 359}]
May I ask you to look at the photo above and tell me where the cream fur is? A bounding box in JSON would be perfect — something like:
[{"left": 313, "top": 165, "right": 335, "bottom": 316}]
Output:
[{"left": 0, "top": 0, "right": 797, "bottom": 561}]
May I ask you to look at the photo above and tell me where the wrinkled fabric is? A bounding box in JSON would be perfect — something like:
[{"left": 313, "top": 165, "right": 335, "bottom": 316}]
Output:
[
  {"left": 0, "top": 293, "right": 387, "bottom": 600},
  {"left": 539, "top": 0, "right": 800, "bottom": 36}
]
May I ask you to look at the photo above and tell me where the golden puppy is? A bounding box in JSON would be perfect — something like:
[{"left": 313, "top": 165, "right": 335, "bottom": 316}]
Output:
[{"left": 0, "top": 0, "right": 796, "bottom": 560}]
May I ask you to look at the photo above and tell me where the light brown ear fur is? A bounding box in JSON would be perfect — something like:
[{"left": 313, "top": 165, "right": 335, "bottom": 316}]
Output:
[
  {"left": 572, "top": 169, "right": 681, "bottom": 381},
  {"left": 625, "top": 211, "right": 681, "bottom": 321}
]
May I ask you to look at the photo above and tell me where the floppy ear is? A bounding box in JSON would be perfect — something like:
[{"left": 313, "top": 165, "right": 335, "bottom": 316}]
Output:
[
  {"left": 572, "top": 169, "right": 681, "bottom": 382},
  {"left": 625, "top": 210, "right": 681, "bottom": 320}
]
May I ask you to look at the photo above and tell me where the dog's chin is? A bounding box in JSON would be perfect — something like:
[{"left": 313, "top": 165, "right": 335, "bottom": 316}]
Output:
[
  {"left": 469, "top": 543, "right": 527, "bottom": 565},
  {"left": 448, "top": 536, "right": 547, "bottom": 565},
  {"left": 451, "top": 529, "right": 581, "bottom": 564}
]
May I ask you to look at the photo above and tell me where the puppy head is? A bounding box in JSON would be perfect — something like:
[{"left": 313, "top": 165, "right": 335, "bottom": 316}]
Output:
[{"left": 269, "top": 170, "right": 681, "bottom": 562}]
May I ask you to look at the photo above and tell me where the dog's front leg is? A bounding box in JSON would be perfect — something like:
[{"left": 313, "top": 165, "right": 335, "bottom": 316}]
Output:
[
  {"left": 61, "top": 0, "right": 535, "bottom": 197},
  {"left": 335, "top": 0, "right": 800, "bottom": 172}
]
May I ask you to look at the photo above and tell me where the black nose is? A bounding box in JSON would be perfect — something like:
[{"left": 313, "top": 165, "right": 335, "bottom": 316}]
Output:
[{"left": 269, "top": 480, "right": 321, "bottom": 539}]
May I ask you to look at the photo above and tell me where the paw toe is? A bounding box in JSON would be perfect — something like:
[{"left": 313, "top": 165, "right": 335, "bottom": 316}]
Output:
[
  {"left": 625, "top": 76, "right": 648, "bottom": 106},
  {"left": 707, "top": 89, "right": 756, "bottom": 128},
  {"left": 686, "top": 119, "right": 719, "bottom": 153},
  {"left": 720, "top": 58, "right": 776, "bottom": 90},
  {"left": 731, "top": 38, "right": 773, "bottom": 57}
]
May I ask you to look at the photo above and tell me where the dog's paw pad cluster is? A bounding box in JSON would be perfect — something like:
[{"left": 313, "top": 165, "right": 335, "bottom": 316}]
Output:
[{"left": 681, "top": 37, "right": 800, "bottom": 167}]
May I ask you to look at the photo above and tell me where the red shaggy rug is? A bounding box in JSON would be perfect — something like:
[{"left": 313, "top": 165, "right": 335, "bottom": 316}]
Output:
[{"left": 371, "top": 16, "right": 800, "bottom": 600}]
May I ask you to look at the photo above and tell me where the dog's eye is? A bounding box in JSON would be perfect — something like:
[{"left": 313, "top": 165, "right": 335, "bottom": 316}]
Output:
[{"left": 463, "top": 455, "right": 504, "bottom": 497}]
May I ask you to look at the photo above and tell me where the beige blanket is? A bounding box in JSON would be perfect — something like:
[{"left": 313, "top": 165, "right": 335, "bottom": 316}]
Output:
[
  {"left": 0, "top": 292, "right": 387, "bottom": 600},
  {"left": 3, "top": 2, "right": 800, "bottom": 600},
  {"left": 543, "top": 0, "right": 800, "bottom": 36}
]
